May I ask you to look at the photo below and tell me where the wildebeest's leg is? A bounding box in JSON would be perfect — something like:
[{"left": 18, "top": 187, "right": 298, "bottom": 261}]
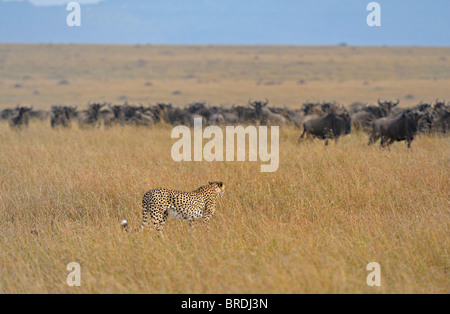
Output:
[
  {"left": 380, "top": 136, "right": 387, "bottom": 148},
  {"left": 368, "top": 131, "right": 379, "bottom": 145},
  {"left": 298, "top": 128, "right": 307, "bottom": 143},
  {"left": 386, "top": 138, "right": 395, "bottom": 150},
  {"left": 324, "top": 128, "right": 333, "bottom": 146},
  {"left": 324, "top": 131, "right": 331, "bottom": 146},
  {"left": 407, "top": 138, "right": 412, "bottom": 149}
]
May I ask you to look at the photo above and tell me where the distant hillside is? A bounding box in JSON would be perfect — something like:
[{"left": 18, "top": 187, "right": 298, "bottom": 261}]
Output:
[{"left": 0, "top": 44, "right": 449, "bottom": 109}]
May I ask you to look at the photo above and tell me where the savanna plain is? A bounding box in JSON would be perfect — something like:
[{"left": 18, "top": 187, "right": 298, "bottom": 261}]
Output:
[{"left": 0, "top": 45, "right": 449, "bottom": 293}]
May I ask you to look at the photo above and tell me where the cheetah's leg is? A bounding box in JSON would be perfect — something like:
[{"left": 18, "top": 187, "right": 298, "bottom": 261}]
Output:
[
  {"left": 150, "top": 209, "right": 168, "bottom": 236},
  {"left": 202, "top": 205, "right": 215, "bottom": 232},
  {"left": 202, "top": 216, "right": 211, "bottom": 231}
]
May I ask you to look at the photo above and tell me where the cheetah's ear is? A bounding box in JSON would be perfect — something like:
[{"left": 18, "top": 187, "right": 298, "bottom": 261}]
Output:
[
  {"left": 209, "top": 181, "right": 214, "bottom": 185},
  {"left": 218, "top": 182, "right": 223, "bottom": 188}
]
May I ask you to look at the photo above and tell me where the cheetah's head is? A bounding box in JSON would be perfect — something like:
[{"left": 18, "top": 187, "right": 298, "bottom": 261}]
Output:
[{"left": 208, "top": 181, "right": 225, "bottom": 197}]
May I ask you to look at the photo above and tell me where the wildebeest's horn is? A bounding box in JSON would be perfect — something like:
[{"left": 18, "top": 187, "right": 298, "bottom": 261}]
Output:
[
  {"left": 394, "top": 99, "right": 399, "bottom": 105},
  {"left": 263, "top": 98, "right": 269, "bottom": 106},
  {"left": 378, "top": 98, "right": 382, "bottom": 105}
]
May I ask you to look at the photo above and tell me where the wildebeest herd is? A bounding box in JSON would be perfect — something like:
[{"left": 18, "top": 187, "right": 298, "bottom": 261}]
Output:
[{"left": 2, "top": 98, "right": 449, "bottom": 148}]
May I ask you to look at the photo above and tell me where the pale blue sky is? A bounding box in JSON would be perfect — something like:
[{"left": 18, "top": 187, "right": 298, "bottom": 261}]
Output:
[
  {"left": 1, "top": 0, "right": 449, "bottom": 45},
  {"left": 3, "top": 0, "right": 104, "bottom": 5}
]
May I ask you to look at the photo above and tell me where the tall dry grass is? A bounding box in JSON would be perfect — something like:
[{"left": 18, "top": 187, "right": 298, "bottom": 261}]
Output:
[{"left": 0, "top": 121, "right": 448, "bottom": 293}]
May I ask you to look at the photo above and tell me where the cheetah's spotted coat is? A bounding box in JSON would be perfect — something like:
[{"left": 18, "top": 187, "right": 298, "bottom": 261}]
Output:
[{"left": 122, "top": 182, "right": 225, "bottom": 235}]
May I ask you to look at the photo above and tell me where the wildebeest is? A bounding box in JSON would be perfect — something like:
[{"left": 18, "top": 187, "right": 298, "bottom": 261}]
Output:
[
  {"left": 233, "top": 105, "right": 258, "bottom": 124},
  {"left": 221, "top": 107, "right": 239, "bottom": 124},
  {"left": 51, "top": 106, "right": 68, "bottom": 128},
  {"left": 208, "top": 112, "right": 226, "bottom": 124},
  {"left": 152, "top": 103, "right": 172, "bottom": 124},
  {"left": 302, "top": 102, "right": 325, "bottom": 116},
  {"left": 248, "top": 98, "right": 286, "bottom": 125},
  {"left": 432, "top": 109, "right": 450, "bottom": 133},
  {"left": 298, "top": 112, "right": 351, "bottom": 145},
  {"left": 9, "top": 106, "right": 32, "bottom": 128},
  {"left": 51, "top": 106, "right": 77, "bottom": 128},
  {"left": 302, "top": 101, "right": 340, "bottom": 116},
  {"left": 133, "top": 106, "right": 155, "bottom": 126},
  {"left": 351, "top": 99, "right": 399, "bottom": 131},
  {"left": 1, "top": 108, "right": 16, "bottom": 120},
  {"left": 29, "top": 109, "right": 50, "bottom": 121},
  {"left": 284, "top": 108, "right": 304, "bottom": 128},
  {"left": 369, "top": 110, "right": 422, "bottom": 148},
  {"left": 78, "top": 103, "right": 105, "bottom": 128},
  {"left": 430, "top": 99, "right": 450, "bottom": 133},
  {"left": 103, "top": 104, "right": 125, "bottom": 127}
]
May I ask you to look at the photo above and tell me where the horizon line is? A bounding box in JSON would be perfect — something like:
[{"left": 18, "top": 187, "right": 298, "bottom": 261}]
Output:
[{"left": 1, "top": 42, "right": 449, "bottom": 48}]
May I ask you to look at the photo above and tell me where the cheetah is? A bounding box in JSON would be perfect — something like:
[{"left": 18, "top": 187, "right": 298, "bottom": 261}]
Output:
[{"left": 121, "top": 182, "right": 225, "bottom": 235}]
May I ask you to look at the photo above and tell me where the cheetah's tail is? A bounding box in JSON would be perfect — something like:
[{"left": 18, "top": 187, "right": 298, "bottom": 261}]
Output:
[{"left": 120, "top": 220, "right": 129, "bottom": 232}]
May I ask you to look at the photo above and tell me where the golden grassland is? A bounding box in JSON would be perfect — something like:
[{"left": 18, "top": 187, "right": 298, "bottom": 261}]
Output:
[
  {"left": 0, "top": 121, "right": 448, "bottom": 293},
  {"left": 0, "top": 44, "right": 449, "bottom": 294},
  {"left": 0, "top": 44, "right": 450, "bottom": 109}
]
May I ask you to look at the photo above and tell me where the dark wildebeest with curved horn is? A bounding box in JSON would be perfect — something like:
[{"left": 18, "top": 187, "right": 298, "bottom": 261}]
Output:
[
  {"left": 298, "top": 112, "right": 351, "bottom": 145},
  {"left": 51, "top": 105, "right": 77, "bottom": 128},
  {"left": 351, "top": 98, "right": 399, "bottom": 131},
  {"left": 9, "top": 106, "right": 32, "bottom": 129},
  {"left": 369, "top": 110, "right": 433, "bottom": 147},
  {"left": 370, "top": 110, "right": 422, "bottom": 148},
  {"left": 248, "top": 98, "right": 286, "bottom": 125},
  {"left": 378, "top": 98, "right": 400, "bottom": 112},
  {"left": 78, "top": 103, "right": 105, "bottom": 128},
  {"left": 431, "top": 102, "right": 450, "bottom": 133}
]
